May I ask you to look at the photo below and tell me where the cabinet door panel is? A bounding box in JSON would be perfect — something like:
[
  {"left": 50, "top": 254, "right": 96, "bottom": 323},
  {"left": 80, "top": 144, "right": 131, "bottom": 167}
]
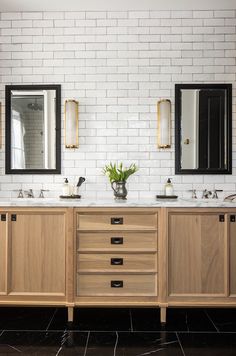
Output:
[
  {"left": 168, "top": 213, "right": 226, "bottom": 297},
  {"left": 9, "top": 213, "right": 65, "bottom": 295},
  {"left": 0, "top": 215, "right": 7, "bottom": 294},
  {"left": 229, "top": 216, "right": 236, "bottom": 296}
]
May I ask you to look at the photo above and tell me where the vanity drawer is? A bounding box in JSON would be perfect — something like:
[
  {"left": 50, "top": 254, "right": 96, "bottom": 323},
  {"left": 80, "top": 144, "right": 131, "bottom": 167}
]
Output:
[
  {"left": 77, "top": 273, "right": 157, "bottom": 296},
  {"left": 77, "top": 213, "right": 157, "bottom": 231},
  {"left": 77, "top": 231, "right": 157, "bottom": 252},
  {"left": 77, "top": 253, "right": 157, "bottom": 272}
]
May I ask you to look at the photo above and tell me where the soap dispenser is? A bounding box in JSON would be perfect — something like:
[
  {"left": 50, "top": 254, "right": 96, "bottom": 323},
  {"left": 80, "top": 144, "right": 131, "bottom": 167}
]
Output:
[
  {"left": 62, "top": 178, "right": 70, "bottom": 196},
  {"left": 165, "top": 178, "right": 174, "bottom": 196}
]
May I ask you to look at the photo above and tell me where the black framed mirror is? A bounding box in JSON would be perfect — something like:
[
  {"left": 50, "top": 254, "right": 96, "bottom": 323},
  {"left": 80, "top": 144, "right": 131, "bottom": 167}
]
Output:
[
  {"left": 175, "top": 83, "right": 232, "bottom": 174},
  {"left": 5, "top": 84, "right": 61, "bottom": 174}
]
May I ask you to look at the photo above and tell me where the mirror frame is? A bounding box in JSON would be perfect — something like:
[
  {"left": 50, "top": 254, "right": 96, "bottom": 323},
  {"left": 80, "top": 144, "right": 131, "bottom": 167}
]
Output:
[
  {"left": 175, "top": 83, "right": 232, "bottom": 175},
  {"left": 5, "top": 84, "right": 61, "bottom": 174}
]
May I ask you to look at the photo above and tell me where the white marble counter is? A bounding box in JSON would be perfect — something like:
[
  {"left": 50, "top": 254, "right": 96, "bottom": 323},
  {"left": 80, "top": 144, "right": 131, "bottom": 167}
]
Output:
[{"left": 0, "top": 197, "right": 236, "bottom": 208}]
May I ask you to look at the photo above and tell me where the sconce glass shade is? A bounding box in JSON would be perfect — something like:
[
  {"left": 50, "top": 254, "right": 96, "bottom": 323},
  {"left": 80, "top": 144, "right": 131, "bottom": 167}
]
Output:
[
  {"left": 65, "top": 99, "right": 79, "bottom": 148},
  {"left": 157, "top": 99, "right": 171, "bottom": 148}
]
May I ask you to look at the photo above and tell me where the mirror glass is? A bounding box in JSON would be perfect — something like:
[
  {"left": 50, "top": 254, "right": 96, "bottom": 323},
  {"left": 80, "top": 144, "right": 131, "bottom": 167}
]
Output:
[
  {"left": 6, "top": 85, "right": 61, "bottom": 174},
  {"left": 175, "top": 84, "right": 232, "bottom": 174}
]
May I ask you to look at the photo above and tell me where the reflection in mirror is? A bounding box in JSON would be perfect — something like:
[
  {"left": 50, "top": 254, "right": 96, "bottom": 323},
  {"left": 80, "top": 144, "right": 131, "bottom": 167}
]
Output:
[
  {"left": 6, "top": 85, "right": 61, "bottom": 174},
  {"left": 175, "top": 84, "right": 232, "bottom": 174}
]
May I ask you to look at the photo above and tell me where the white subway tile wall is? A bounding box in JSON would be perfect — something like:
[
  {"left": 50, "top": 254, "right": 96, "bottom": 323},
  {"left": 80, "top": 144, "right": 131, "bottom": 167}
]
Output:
[{"left": 0, "top": 10, "right": 236, "bottom": 199}]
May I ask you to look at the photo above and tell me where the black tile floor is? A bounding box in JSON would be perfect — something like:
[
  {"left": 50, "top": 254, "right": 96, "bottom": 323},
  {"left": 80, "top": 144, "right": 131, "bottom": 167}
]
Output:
[{"left": 0, "top": 307, "right": 236, "bottom": 355}]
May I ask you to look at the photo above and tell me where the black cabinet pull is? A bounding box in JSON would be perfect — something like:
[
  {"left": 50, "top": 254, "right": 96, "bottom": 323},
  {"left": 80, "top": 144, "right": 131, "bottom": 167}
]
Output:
[
  {"left": 1, "top": 214, "right": 6, "bottom": 221},
  {"left": 230, "top": 215, "right": 236, "bottom": 222},
  {"left": 111, "top": 217, "right": 123, "bottom": 225},
  {"left": 11, "top": 214, "right": 17, "bottom": 221},
  {"left": 111, "top": 258, "right": 123, "bottom": 266},
  {"left": 111, "top": 237, "right": 123, "bottom": 245},
  {"left": 111, "top": 280, "right": 123, "bottom": 288},
  {"left": 219, "top": 215, "right": 224, "bottom": 222}
]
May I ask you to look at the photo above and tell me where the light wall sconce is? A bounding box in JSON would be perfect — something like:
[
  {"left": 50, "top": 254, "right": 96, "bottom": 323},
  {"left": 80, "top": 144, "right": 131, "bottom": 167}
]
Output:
[
  {"left": 65, "top": 99, "right": 79, "bottom": 148},
  {"left": 157, "top": 99, "right": 171, "bottom": 149}
]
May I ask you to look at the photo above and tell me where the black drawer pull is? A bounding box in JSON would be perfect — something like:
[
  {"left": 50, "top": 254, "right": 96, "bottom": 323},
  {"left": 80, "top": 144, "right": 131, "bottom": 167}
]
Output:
[
  {"left": 230, "top": 215, "right": 236, "bottom": 222},
  {"left": 11, "top": 214, "right": 17, "bottom": 221},
  {"left": 111, "top": 258, "right": 123, "bottom": 266},
  {"left": 1, "top": 214, "right": 6, "bottom": 221},
  {"left": 111, "top": 280, "right": 123, "bottom": 288},
  {"left": 111, "top": 217, "right": 123, "bottom": 225},
  {"left": 111, "top": 237, "right": 123, "bottom": 245}
]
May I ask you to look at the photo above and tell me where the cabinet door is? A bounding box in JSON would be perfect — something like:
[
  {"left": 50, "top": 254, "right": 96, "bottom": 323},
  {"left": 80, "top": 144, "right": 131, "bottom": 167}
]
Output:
[
  {"left": 8, "top": 212, "right": 66, "bottom": 296},
  {"left": 0, "top": 213, "right": 7, "bottom": 295},
  {"left": 168, "top": 213, "right": 227, "bottom": 297},
  {"left": 229, "top": 214, "right": 236, "bottom": 296}
]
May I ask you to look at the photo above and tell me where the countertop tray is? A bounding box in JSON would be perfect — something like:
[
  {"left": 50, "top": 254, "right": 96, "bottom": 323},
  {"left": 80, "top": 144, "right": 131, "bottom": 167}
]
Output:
[
  {"left": 156, "top": 195, "right": 178, "bottom": 200},
  {"left": 59, "top": 195, "right": 81, "bottom": 199}
]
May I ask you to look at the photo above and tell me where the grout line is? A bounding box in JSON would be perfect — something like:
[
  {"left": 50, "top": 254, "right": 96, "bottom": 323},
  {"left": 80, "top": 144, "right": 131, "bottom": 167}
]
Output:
[
  {"left": 46, "top": 308, "right": 58, "bottom": 331},
  {"left": 83, "top": 331, "right": 90, "bottom": 356},
  {"left": 176, "top": 332, "right": 186, "bottom": 356},
  {"left": 204, "top": 309, "right": 220, "bottom": 333},
  {"left": 0, "top": 330, "right": 4, "bottom": 337}
]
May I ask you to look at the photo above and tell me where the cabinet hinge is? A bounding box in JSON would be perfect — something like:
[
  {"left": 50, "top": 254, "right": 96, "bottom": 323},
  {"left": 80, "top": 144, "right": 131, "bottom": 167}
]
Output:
[
  {"left": 11, "top": 214, "right": 17, "bottom": 221},
  {"left": 1, "top": 214, "right": 6, "bottom": 221},
  {"left": 219, "top": 215, "right": 225, "bottom": 222}
]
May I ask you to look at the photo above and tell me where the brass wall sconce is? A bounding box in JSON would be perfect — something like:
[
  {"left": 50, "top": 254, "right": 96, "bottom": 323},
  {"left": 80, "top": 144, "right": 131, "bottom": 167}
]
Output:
[
  {"left": 65, "top": 99, "right": 79, "bottom": 148},
  {"left": 157, "top": 99, "right": 171, "bottom": 149}
]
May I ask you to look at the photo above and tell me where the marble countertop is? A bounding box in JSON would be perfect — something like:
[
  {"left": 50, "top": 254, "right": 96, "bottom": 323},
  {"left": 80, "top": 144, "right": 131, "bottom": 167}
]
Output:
[{"left": 0, "top": 197, "right": 236, "bottom": 208}]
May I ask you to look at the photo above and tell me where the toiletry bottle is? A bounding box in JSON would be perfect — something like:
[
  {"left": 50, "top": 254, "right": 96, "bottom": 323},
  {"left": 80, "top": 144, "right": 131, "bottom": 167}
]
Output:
[
  {"left": 165, "top": 178, "right": 173, "bottom": 196},
  {"left": 62, "top": 178, "right": 70, "bottom": 196}
]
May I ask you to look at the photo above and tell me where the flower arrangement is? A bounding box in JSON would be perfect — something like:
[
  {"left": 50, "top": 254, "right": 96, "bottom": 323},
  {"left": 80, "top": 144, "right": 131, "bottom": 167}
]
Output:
[{"left": 103, "top": 162, "right": 138, "bottom": 182}]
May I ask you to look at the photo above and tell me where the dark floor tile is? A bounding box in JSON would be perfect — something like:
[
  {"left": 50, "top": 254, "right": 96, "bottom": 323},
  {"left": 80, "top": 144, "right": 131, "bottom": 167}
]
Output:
[
  {"left": 86, "top": 332, "right": 183, "bottom": 356},
  {"left": 0, "top": 330, "right": 88, "bottom": 355},
  {"left": 178, "top": 332, "right": 236, "bottom": 356},
  {"left": 132, "top": 308, "right": 216, "bottom": 332},
  {"left": 0, "top": 307, "right": 57, "bottom": 331},
  {"left": 205, "top": 308, "right": 236, "bottom": 332},
  {"left": 49, "top": 307, "right": 131, "bottom": 331}
]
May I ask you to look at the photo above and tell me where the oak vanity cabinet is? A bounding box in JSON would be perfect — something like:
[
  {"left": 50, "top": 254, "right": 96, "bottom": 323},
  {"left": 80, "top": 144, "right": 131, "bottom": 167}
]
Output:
[
  {"left": 75, "top": 208, "right": 159, "bottom": 306},
  {"left": 167, "top": 209, "right": 236, "bottom": 305},
  {"left": 0, "top": 208, "right": 70, "bottom": 305}
]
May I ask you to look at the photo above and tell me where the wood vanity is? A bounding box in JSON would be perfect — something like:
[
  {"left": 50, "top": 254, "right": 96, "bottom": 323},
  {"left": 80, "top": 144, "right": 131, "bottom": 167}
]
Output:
[{"left": 0, "top": 203, "right": 236, "bottom": 323}]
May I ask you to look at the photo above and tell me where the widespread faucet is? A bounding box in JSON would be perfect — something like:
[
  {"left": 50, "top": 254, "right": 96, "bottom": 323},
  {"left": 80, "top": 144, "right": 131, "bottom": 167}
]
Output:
[
  {"left": 202, "top": 189, "right": 212, "bottom": 199},
  {"left": 24, "top": 189, "right": 34, "bottom": 198}
]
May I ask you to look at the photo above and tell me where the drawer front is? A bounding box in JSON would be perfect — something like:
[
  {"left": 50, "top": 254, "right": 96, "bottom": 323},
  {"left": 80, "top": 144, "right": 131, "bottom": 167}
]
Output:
[
  {"left": 78, "top": 232, "right": 157, "bottom": 252},
  {"left": 77, "top": 274, "right": 157, "bottom": 296},
  {"left": 77, "top": 253, "right": 157, "bottom": 272},
  {"left": 77, "top": 214, "right": 157, "bottom": 231}
]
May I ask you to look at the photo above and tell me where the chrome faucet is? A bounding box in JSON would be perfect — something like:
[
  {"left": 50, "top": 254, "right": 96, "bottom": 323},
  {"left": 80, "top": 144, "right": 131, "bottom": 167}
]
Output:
[
  {"left": 212, "top": 189, "right": 223, "bottom": 199},
  {"left": 24, "top": 189, "right": 34, "bottom": 198},
  {"left": 189, "top": 189, "right": 197, "bottom": 199},
  {"left": 202, "top": 189, "right": 212, "bottom": 199},
  {"left": 39, "top": 189, "right": 49, "bottom": 198}
]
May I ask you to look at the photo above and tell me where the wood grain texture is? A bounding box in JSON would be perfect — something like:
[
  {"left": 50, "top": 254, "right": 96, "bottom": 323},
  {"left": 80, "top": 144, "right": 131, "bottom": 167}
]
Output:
[
  {"left": 77, "top": 253, "right": 157, "bottom": 272},
  {"left": 78, "top": 231, "right": 157, "bottom": 252},
  {"left": 77, "top": 273, "right": 157, "bottom": 296},
  {"left": 229, "top": 214, "right": 236, "bottom": 295},
  {"left": 168, "top": 212, "right": 226, "bottom": 297},
  {"left": 77, "top": 213, "right": 157, "bottom": 231},
  {"left": 0, "top": 214, "right": 7, "bottom": 295},
  {"left": 9, "top": 212, "right": 66, "bottom": 296}
]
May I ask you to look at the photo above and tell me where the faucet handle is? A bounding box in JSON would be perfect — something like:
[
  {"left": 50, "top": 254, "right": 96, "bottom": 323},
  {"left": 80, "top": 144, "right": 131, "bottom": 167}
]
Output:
[
  {"left": 14, "top": 189, "right": 24, "bottom": 198},
  {"left": 188, "top": 189, "right": 197, "bottom": 199},
  {"left": 39, "top": 189, "right": 49, "bottom": 198},
  {"left": 212, "top": 189, "right": 223, "bottom": 199}
]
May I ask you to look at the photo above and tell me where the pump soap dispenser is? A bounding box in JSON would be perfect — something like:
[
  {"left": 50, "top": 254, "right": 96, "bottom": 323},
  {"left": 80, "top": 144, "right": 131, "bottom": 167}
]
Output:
[{"left": 165, "top": 178, "right": 174, "bottom": 196}]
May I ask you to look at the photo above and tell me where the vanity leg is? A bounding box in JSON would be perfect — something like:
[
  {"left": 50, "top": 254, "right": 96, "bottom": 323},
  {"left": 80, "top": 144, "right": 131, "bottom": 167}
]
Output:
[
  {"left": 160, "top": 307, "right": 166, "bottom": 324},
  {"left": 68, "top": 307, "right": 74, "bottom": 323}
]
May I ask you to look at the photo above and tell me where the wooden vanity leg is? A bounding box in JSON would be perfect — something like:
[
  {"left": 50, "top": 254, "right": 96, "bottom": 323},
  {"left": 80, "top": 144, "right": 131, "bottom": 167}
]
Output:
[
  {"left": 68, "top": 307, "right": 74, "bottom": 323},
  {"left": 160, "top": 307, "right": 166, "bottom": 324}
]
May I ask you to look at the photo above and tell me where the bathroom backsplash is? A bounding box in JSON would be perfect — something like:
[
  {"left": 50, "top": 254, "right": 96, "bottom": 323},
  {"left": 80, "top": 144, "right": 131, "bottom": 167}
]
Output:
[{"left": 0, "top": 9, "right": 235, "bottom": 199}]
